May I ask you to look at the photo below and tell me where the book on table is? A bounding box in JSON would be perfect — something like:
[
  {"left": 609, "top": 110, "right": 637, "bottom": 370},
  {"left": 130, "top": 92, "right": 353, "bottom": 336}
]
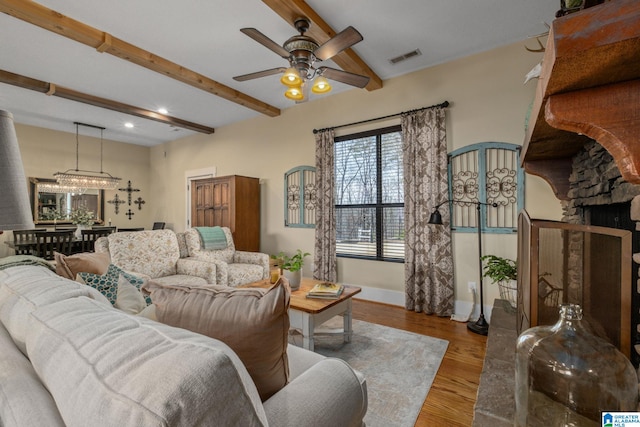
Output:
[{"left": 306, "top": 282, "right": 345, "bottom": 299}]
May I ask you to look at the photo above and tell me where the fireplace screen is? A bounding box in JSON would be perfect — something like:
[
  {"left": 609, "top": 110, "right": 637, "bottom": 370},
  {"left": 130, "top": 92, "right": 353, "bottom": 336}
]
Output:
[{"left": 517, "top": 210, "right": 632, "bottom": 358}]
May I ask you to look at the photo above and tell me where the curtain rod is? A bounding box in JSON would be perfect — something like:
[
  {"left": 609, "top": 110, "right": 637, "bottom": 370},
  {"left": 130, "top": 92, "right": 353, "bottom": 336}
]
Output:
[{"left": 312, "top": 100, "right": 449, "bottom": 134}]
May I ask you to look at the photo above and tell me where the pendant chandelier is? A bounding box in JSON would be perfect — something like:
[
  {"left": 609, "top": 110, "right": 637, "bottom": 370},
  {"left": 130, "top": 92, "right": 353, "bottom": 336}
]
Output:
[
  {"left": 54, "top": 122, "right": 121, "bottom": 190},
  {"left": 36, "top": 181, "right": 86, "bottom": 195}
]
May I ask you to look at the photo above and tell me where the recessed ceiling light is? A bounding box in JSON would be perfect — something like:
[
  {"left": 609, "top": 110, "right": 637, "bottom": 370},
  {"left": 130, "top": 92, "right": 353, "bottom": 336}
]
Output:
[
  {"left": 124, "top": 122, "right": 134, "bottom": 128},
  {"left": 158, "top": 107, "right": 168, "bottom": 115}
]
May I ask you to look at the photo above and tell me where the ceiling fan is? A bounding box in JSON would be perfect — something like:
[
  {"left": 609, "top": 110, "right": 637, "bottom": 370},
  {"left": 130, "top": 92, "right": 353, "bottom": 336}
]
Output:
[{"left": 233, "top": 18, "right": 370, "bottom": 101}]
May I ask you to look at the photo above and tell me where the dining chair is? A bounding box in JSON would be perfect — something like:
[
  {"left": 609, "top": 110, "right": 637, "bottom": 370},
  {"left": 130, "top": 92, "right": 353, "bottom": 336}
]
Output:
[
  {"left": 80, "top": 228, "right": 114, "bottom": 252},
  {"left": 34, "top": 230, "right": 74, "bottom": 260},
  {"left": 152, "top": 222, "right": 166, "bottom": 230},
  {"left": 12, "top": 228, "right": 47, "bottom": 255}
]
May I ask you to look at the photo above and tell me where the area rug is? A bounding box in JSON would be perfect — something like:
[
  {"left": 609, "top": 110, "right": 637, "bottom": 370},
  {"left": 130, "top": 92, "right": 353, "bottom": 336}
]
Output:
[{"left": 290, "top": 318, "right": 449, "bottom": 427}]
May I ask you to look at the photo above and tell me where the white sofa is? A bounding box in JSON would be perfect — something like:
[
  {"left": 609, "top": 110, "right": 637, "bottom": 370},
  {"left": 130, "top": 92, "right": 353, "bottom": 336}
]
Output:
[{"left": 0, "top": 262, "right": 367, "bottom": 427}]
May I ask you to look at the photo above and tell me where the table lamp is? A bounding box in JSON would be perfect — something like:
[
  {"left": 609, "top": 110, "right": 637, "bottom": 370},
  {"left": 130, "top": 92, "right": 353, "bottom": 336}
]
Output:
[{"left": 0, "top": 110, "right": 35, "bottom": 231}]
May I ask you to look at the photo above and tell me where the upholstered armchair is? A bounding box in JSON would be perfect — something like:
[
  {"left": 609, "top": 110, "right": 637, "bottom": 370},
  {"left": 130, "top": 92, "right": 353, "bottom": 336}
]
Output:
[
  {"left": 184, "top": 227, "right": 269, "bottom": 287},
  {"left": 95, "top": 229, "right": 216, "bottom": 286}
]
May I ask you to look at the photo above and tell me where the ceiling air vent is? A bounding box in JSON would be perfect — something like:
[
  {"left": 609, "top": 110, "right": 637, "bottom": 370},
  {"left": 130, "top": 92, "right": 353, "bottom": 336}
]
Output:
[{"left": 389, "top": 49, "right": 422, "bottom": 65}]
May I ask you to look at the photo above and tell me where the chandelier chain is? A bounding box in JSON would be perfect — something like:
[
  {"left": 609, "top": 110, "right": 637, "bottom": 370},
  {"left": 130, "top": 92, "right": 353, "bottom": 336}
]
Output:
[{"left": 75, "top": 122, "right": 80, "bottom": 171}]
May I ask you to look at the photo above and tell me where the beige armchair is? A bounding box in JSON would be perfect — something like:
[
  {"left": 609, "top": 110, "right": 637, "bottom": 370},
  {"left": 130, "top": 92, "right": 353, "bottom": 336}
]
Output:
[
  {"left": 95, "top": 229, "right": 216, "bottom": 286},
  {"left": 184, "top": 227, "right": 269, "bottom": 287}
]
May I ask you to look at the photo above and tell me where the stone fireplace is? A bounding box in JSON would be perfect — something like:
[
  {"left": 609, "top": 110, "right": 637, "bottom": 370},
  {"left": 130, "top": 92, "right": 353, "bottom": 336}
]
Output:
[
  {"left": 561, "top": 140, "right": 640, "bottom": 366},
  {"left": 472, "top": 140, "right": 640, "bottom": 426}
]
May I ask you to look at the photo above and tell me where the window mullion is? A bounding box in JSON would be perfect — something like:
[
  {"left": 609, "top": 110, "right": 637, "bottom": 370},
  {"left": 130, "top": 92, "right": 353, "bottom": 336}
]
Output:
[{"left": 376, "top": 133, "right": 383, "bottom": 258}]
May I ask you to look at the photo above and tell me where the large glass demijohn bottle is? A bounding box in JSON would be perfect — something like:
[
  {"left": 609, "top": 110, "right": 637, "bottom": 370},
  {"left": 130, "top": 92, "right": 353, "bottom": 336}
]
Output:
[{"left": 515, "top": 304, "right": 638, "bottom": 426}]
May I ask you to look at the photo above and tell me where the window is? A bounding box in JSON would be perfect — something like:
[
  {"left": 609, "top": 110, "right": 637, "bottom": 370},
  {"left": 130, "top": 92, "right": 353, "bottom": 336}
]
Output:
[
  {"left": 334, "top": 125, "right": 404, "bottom": 261},
  {"left": 448, "top": 142, "right": 523, "bottom": 233}
]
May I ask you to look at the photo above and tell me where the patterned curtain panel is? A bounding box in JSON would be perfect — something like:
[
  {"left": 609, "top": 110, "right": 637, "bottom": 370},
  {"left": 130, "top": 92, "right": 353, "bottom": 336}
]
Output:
[
  {"left": 402, "top": 107, "right": 453, "bottom": 316},
  {"left": 313, "top": 129, "right": 337, "bottom": 282}
]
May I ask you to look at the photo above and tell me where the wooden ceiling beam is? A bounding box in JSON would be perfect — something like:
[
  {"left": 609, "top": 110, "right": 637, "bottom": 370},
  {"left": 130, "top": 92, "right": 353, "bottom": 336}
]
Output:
[
  {"left": 0, "top": 69, "right": 216, "bottom": 134},
  {"left": 0, "top": 0, "right": 280, "bottom": 117},
  {"left": 262, "top": 0, "right": 383, "bottom": 91}
]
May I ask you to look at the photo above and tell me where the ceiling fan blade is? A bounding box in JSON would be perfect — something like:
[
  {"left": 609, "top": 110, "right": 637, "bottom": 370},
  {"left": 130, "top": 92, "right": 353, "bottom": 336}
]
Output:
[
  {"left": 318, "top": 67, "right": 370, "bottom": 88},
  {"left": 240, "top": 28, "right": 290, "bottom": 59},
  {"left": 233, "top": 67, "right": 286, "bottom": 82},
  {"left": 314, "top": 27, "right": 363, "bottom": 61}
]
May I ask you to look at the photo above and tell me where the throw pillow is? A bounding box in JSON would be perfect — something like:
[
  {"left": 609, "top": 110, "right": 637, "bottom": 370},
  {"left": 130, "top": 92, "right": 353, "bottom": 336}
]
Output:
[
  {"left": 143, "top": 279, "right": 290, "bottom": 401},
  {"left": 54, "top": 252, "right": 110, "bottom": 280},
  {"left": 78, "top": 264, "right": 149, "bottom": 306},
  {"left": 114, "top": 275, "right": 147, "bottom": 315},
  {"left": 136, "top": 303, "right": 157, "bottom": 321}
]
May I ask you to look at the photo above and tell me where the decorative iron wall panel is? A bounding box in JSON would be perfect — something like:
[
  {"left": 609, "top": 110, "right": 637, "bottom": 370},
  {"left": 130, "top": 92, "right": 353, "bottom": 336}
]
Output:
[
  {"left": 284, "top": 166, "right": 316, "bottom": 228},
  {"left": 448, "top": 142, "right": 523, "bottom": 233}
]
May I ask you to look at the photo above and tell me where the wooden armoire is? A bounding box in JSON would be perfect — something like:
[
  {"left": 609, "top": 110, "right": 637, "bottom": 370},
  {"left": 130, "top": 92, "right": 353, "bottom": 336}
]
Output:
[{"left": 190, "top": 175, "right": 260, "bottom": 251}]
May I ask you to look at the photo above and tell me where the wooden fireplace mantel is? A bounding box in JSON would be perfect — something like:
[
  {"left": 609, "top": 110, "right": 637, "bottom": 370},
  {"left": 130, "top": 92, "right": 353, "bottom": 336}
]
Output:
[{"left": 521, "top": 0, "right": 640, "bottom": 200}]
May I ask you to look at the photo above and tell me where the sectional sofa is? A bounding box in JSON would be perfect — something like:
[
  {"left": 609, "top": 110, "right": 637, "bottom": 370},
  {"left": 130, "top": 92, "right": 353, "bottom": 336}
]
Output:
[{"left": 0, "top": 259, "right": 367, "bottom": 426}]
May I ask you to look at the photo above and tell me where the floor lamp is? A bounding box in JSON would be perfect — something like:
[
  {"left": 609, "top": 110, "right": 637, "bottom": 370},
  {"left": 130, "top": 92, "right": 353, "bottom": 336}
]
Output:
[{"left": 428, "top": 199, "right": 498, "bottom": 336}]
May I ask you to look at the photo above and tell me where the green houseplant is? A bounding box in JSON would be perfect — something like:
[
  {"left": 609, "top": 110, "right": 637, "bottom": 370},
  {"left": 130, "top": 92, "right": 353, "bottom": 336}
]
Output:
[
  {"left": 481, "top": 255, "right": 517, "bottom": 310},
  {"left": 272, "top": 250, "right": 310, "bottom": 290}
]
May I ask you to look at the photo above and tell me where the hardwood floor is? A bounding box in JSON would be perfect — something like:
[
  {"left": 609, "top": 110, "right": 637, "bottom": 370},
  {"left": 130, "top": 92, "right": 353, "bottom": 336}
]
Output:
[{"left": 351, "top": 298, "right": 487, "bottom": 427}]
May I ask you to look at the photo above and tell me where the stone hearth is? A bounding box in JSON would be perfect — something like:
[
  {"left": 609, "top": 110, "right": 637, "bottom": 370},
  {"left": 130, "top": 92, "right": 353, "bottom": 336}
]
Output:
[{"left": 472, "top": 299, "right": 516, "bottom": 426}]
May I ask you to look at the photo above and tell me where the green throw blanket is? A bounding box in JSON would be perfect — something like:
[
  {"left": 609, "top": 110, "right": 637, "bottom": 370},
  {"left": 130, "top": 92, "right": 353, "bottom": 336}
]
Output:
[
  {"left": 0, "top": 255, "right": 56, "bottom": 272},
  {"left": 195, "top": 226, "right": 228, "bottom": 250}
]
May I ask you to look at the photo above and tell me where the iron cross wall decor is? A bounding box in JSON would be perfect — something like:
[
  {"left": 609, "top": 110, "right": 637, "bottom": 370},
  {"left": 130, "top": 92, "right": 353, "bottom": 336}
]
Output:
[
  {"left": 107, "top": 194, "right": 125, "bottom": 214},
  {"left": 107, "top": 180, "right": 146, "bottom": 220},
  {"left": 119, "top": 180, "right": 141, "bottom": 206},
  {"left": 134, "top": 197, "right": 145, "bottom": 210}
]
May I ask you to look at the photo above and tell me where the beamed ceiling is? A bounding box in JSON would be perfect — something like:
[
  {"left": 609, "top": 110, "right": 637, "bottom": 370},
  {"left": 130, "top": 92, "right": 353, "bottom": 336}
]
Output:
[{"left": 0, "top": 0, "right": 557, "bottom": 146}]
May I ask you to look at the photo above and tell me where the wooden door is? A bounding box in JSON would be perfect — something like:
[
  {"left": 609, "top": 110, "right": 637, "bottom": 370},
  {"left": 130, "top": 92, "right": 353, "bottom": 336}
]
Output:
[
  {"left": 191, "top": 177, "right": 232, "bottom": 228},
  {"left": 211, "top": 179, "right": 231, "bottom": 228},
  {"left": 190, "top": 175, "right": 260, "bottom": 251}
]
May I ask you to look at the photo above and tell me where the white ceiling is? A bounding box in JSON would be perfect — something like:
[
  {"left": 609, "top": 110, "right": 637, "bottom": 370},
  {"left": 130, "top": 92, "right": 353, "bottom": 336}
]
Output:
[{"left": 0, "top": 0, "right": 557, "bottom": 146}]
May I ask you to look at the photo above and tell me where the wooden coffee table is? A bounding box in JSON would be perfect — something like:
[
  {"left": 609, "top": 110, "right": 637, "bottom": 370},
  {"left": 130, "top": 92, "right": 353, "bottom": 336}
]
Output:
[{"left": 244, "top": 277, "right": 361, "bottom": 351}]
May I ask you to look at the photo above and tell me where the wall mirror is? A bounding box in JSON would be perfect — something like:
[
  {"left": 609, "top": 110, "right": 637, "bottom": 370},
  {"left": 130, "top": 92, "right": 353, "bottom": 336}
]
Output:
[{"left": 29, "top": 177, "right": 104, "bottom": 224}]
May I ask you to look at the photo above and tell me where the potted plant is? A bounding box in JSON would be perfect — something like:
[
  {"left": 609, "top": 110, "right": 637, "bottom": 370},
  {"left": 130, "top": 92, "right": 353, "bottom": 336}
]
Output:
[
  {"left": 481, "top": 255, "right": 517, "bottom": 310},
  {"left": 271, "top": 250, "right": 310, "bottom": 290}
]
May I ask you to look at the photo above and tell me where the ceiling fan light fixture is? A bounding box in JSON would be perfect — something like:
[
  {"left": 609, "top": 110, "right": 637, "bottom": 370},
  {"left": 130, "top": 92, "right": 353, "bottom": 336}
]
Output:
[
  {"left": 311, "top": 76, "right": 332, "bottom": 94},
  {"left": 284, "top": 85, "right": 304, "bottom": 101},
  {"left": 280, "top": 67, "right": 302, "bottom": 87}
]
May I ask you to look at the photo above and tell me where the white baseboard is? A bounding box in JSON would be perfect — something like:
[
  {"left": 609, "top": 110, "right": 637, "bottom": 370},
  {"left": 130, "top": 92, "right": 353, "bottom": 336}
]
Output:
[
  {"left": 353, "top": 284, "right": 494, "bottom": 323},
  {"left": 353, "top": 285, "right": 406, "bottom": 307}
]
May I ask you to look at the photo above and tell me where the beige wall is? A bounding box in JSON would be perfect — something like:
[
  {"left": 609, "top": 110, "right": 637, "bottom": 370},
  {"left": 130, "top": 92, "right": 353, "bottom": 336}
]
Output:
[
  {"left": 149, "top": 39, "right": 563, "bottom": 308},
  {"left": 6, "top": 39, "right": 564, "bottom": 311},
  {"left": 1, "top": 124, "right": 152, "bottom": 257}
]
